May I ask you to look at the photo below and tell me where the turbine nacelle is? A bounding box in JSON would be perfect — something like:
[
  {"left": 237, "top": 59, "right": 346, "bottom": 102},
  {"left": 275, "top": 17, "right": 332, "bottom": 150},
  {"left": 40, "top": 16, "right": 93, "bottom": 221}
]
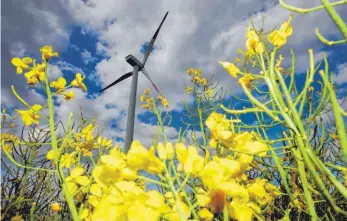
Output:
[{"left": 125, "top": 54, "right": 144, "bottom": 70}]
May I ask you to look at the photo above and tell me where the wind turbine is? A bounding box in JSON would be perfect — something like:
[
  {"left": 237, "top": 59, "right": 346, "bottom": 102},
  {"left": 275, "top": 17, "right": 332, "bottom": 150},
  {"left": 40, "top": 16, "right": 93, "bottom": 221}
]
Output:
[{"left": 99, "top": 12, "right": 169, "bottom": 153}]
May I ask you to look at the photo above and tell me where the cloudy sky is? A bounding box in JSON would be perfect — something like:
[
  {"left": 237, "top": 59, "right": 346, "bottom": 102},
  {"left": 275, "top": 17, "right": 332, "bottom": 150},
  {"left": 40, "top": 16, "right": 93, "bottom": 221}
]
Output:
[{"left": 1, "top": 0, "right": 347, "bottom": 148}]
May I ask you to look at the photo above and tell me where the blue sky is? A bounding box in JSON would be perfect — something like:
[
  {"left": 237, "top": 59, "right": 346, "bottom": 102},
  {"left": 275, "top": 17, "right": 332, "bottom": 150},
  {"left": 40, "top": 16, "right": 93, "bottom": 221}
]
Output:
[{"left": 1, "top": 0, "right": 347, "bottom": 150}]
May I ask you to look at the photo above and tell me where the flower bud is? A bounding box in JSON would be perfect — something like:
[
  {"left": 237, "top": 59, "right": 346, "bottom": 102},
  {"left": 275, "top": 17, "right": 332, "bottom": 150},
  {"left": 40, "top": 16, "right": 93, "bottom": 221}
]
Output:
[
  {"left": 157, "top": 143, "right": 167, "bottom": 160},
  {"left": 166, "top": 142, "right": 174, "bottom": 160}
]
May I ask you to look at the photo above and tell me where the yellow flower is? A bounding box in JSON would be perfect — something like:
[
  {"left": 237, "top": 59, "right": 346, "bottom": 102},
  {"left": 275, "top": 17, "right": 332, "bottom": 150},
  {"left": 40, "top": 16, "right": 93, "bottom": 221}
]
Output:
[
  {"left": 11, "top": 58, "right": 30, "bottom": 74},
  {"left": 246, "top": 37, "right": 264, "bottom": 54},
  {"left": 238, "top": 74, "right": 254, "bottom": 89},
  {"left": 140, "top": 95, "right": 147, "bottom": 102},
  {"left": 22, "top": 57, "right": 33, "bottom": 64},
  {"left": 187, "top": 68, "right": 195, "bottom": 75},
  {"left": 268, "top": 30, "right": 287, "bottom": 48},
  {"left": 245, "top": 28, "right": 258, "bottom": 39},
  {"left": 46, "top": 149, "right": 59, "bottom": 160},
  {"left": 71, "top": 73, "right": 87, "bottom": 92},
  {"left": 157, "top": 143, "right": 167, "bottom": 160},
  {"left": 141, "top": 103, "right": 151, "bottom": 109},
  {"left": 234, "top": 57, "right": 241, "bottom": 63},
  {"left": 60, "top": 152, "right": 77, "bottom": 169},
  {"left": 199, "top": 159, "right": 242, "bottom": 189},
  {"left": 127, "top": 141, "right": 150, "bottom": 170},
  {"left": 219, "top": 61, "right": 240, "bottom": 78},
  {"left": 185, "top": 86, "right": 192, "bottom": 94},
  {"left": 15, "top": 104, "right": 43, "bottom": 126},
  {"left": 97, "top": 136, "right": 113, "bottom": 148},
  {"left": 1, "top": 133, "right": 19, "bottom": 143},
  {"left": 66, "top": 167, "right": 90, "bottom": 195},
  {"left": 40, "top": 45, "right": 59, "bottom": 60},
  {"left": 200, "top": 78, "right": 208, "bottom": 86},
  {"left": 245, "top": 28, "right": 264, "bottom": 54},
  {"left": 166, "top": 142, "right": 174, "bottom": 160},
  {"left": 175, "top": 143, "right": 204, "bottom": 176},
  {"left": 161, "top": 97, "right": 169, "bottom": 107},
  {"left": 24, "top": 62, "right": 47, "bottom": 85},
  {"left": 276, "top": 55, "right": 284, "bottom": 67},
  {"left": 10, "top": 123, "right": 15, "bottom": 128},
  {"left": 50, "top": 77, "right": 67, "bottom": 92},
  {"left": 92, "top": 152, "right": 137, "bottom": 188},
  {"left": 198, "top": 208, "right": 214, "bottom": 221},
  {"left": 206, "top": 89, "right": 213, "bottom": 97},
  {"left": 144, "top": 88, "right": 150, "bottom": 95},
  {"left": 26, "top": 77, "right": 38, "bottom": 87},
  {"left": 279, "top": 21, "right": 293, "bottom": 37},
  {"left": 2, "top": 144, "right": 12, "bottom": 153},
  {"left": 192, "top": 76, "right": 201, "bottom": 83},
  {"left": 64, "top": 91, "right": 75, "bottom": 101},
  {"left": 241, "top": 140, "right": 269, "bottom": 157},
  {"left": 162, "top": 197, "right": 191, "bottom": 221},
  {"left": 80, "top": 208, "right": 90, "bottom": 220},
  {"left": 205, "top": 112, "right": 234, "bottom": 146},
  {"left": 91, "top": 181, "right": 169, "bottom": 221},
  {"left": 228, "top": 200, "right": 254, "bottom": 221},
  {"left": 10, "top": 215, "right": 24, "bottom": 221},
  {"left": 127, "top": 141, "right": 164, "bottom": 175},
  {"left": 51, "top": 202, "right": 62, "bottom": 213}
]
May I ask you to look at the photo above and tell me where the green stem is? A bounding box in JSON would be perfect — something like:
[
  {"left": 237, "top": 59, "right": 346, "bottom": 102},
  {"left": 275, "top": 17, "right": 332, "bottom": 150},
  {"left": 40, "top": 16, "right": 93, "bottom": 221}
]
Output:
[
  {"left": 43, "top": 62, "right": 80, "bottom": 221},
  {"left": 321, "top": 0, "right": 347, "bottom": 41}
]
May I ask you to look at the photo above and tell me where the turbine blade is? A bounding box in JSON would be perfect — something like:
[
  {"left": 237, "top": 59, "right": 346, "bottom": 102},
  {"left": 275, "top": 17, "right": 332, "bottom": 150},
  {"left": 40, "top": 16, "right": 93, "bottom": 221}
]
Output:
[
  {"left": 99, "top": 72, "right": 133, "bottom": 93},
  {"left": 141, "top": 68, "right": 161, "bottom": 94},
  {"left": 142, "top": 11, "right": 169, "bottom": 66}
]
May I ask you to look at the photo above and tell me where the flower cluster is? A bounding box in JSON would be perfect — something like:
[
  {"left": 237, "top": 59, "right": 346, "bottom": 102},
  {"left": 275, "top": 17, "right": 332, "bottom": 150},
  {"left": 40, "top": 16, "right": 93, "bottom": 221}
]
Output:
[
  {"left": 245, "top": 27, "right": 264, "bottom": 55},
  {"left": 187, "top": 68, "right": 208, "bottom": 88},
  {"left": 268, "top": 17, "right": 293, "bottom": 48},
  {"left": 140, "top": 88, "right": 169, "bottom": 109},
  {"left": 46, "top": 122, "right": 113, "bottom": 161},
  {"left": 10, "top": 46, "right": 88, "bottom": 127},
  {"left": 11, "top": 46, "right": 87, "bottom": 101},
  {"left": 69, "top": 137, "right": 279, "bottom": 221},
  {"left": 185, "top": 68, "right": 214, "bottom": 98},
  {"left": 1, "top": 133, "right": 19, "bottom": 143},
  {"left": 218, "top": 17, "right": 293, "bottom": 90},
  {"left": 76, "top": 142, "right": 193, "bottom": 221},
  {"left": 206, "top": 112, "right": 269, "bottom": 155}
]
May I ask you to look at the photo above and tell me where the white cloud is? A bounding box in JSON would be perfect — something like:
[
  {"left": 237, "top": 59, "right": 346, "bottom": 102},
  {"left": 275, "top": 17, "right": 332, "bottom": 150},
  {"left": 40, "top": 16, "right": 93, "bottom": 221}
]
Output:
[
  {"left": 81, "top": 49, "right": 98, "bottom": 64},
  {"left": 56, "top": 61, "right": 85, "bottom": 75},
  {"left": 336, "top": 63, "right": 347, "bottom": 85},
  {"left": 48, "top": 64, "right": 64, "bottom": 80}
]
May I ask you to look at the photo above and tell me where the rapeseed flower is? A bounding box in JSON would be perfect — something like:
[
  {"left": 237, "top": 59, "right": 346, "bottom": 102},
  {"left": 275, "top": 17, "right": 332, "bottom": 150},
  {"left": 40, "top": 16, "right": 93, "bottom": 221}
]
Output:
[
  {"left": 245, "top": 28, "right": 264, "bottom": 54},
  {"left": 268, "top": 17, "right": 293, "bottom": 48},
  {"left": 185, "top": 86, "right": 192, "bottom": 94},
  {"left": 60, "top": 152, "right": 77, "bottom": 169},
  {"left": 175, "top": 143, "right": 204, "bottom": 176},
  {"left": 219, "top": 61, "right": 240, "bottom": 78},
  {"left": 51, "top": 202, "right": 62, "bottom": 213},
  {"left": 16, "top": 104, "right": 43, "bottom": 126},
  {"left": 11, "top": 57, "right": 31, "bottom": 74},
  {"left": 50, "top": 77, "right": 67, "bottom": 92},
  {"left": 238, "top": 74, "right": 255, "bottom": 89},
  {"left": 65, "top": 167, "right": 90, "bottom": 195},
  {"left": 126, "top": 141, "right": 164, "bottom": 174},
  {"left": 64, "top": 91, "right": 75, "bottom": 101},
  {"left": 40, "top": 45, "right": 58, "bottom": 60},
  {"left": 71, "top": 73, "right": 87, "bottom": 92}
]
